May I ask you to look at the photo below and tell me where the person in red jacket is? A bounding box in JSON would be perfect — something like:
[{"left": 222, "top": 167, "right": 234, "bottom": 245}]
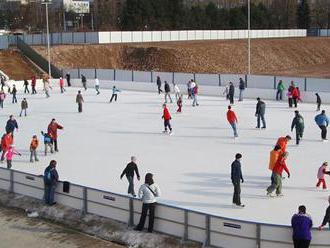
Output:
[
  {"left": 31, "top": 75, "right": 37, "bottom": 94},
  {"left": 267, "top": 152, "right": 290, "bottom": 197},
  {"left": 1, "top": 132, "right": 13, "bottom": 161},
  {"left": 59, "top": 77, "right": 66, "bottom": 93},
  {"left": 162, "top": 104, "right": 173, "bottom": 135},
  {"left": 292, "top": 87, "right": 299, "bottom": 108},
  {"left": 226, "top": 105, "right": 238, "bottom": 138},
  {"left": 276, "top": 135, "right": 291, "bottom": 153},
  {"left": 47, "top": 119, "right": 63, "bottom": 152}
]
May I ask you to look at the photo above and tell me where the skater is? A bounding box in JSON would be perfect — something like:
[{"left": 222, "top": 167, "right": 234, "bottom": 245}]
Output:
[
  {"left": 316, "top": 162, "right": 330, "bottom": 190},
  {"left": 29, "top": 135, "right": 39, "bottom": 162},
  {"left": 176, "top": 94, "right": 183, "bottom": 113},
  {"left": 81, "top": 74, "right": 87, "bottom": 90},
  {"left": 164, "top": 81, "right": 172, "bottom": 103},
  {"left": 296, "top": 87, "right": 302, "bottom": 102},
  {"left": 4, "top": 144, "right": 21, "bottom": 169},
  {"left": 44, "top": 160, "right": 59, "bottom": 205},
  {"left": 120, "top": 156, "right": 140, "bottom": 197},
  {"left": 1, "top": 132, "right": 13, "bottom": 161},
  {"left": 276, "top": 80, "right": 285, "bottom": 101},
  {"left": 156, "top": 76, "right": 162, "bottom": 94},
  {"left": 269, "top": 145, "right": 282, "bottom": 185},
  {"left": 255, "top": 97, "right": 266, "bottom": 129},
  {"left": 11, "top": 84, "right": 17, "bottom": 103},
  {"left": 162, "top": 103, "right": 173, "bottom": 135},
  {"left": 276, "top": 135, "right": 292, "bottom": 153},
  {"left": 192, "top": 83, "right": 199, "bottom": 107},
  {"left": 95, "top": 77, "right": 100, "bottom": 95},
  {"left": 24, "top": 79, "right": 30, "bottom": 94},
  {"left": 47, "top": 119, "right": 63, "bottom": 152},
  {"left": 5, "top": 115, "right": 18, "bottom": 134},
  {"left": 43, "top": 75, "right": 51, "bottom": 98},
  {"left": 231, "top": 153, "right": 244, "bottom": 207},
  {"left": 0, "top": 90, "right": 6, "bottom": 108},
  {"left": 109, "top": 86, "right": 120, "bottom": 103},
  {"left": 314, "top": 110, "right": 329, "bottom": 141},
  {"left": 267, "top": 152, "right": 290, "bottom": 197},
  {"left": 174, "top": 83, "right": 180, "bottom": 101},
  {"left": 187, "top": 80, "right": 192, "bottom": 99},
  {"left": 76, "top": 90, "right": 84, "bottom": 113},
  {"left": 291, "top": 205, "right": 313, "bottom": 248},
  {"left": 288, "top": 81, "right": 295, "bottom": 108},
  {"left": 19, "top": 98, "right": 28, "bottom": 117},
  {"left": 291, "top": 110, "right": 304, "bottom": 145},
  {"left": 318, "top": 196, "right": 330, "bottom": 230},
  {"left": 226, "top": 105, "right": 238, "bottom": 138},
  {"left": 31, "top": 75, "right": 37, "bottom": 94},
  {"left": 59, "top": 77, "right": 65, "bottom": 93},
  {"left": 228, "top": 82, "right": 235, "bottom": 105},
  {"left": 134, "top": 173, "right": 161, "bottom": 233},
  {"left": 316, "top": 93, "right": 322, "bottom": 111},
  {"left": 292, "top": 86, "right": 299, "bottom": 108},
  {"left": 0, "top": 75, "right": 5, "bottom": 91},
  {"left": 41, "top": 131, "right": 53, "bottom": 155},
  {"left": 238, "top": 78, "right": 245, "bottom": 101},
  {"left": 223, "top": 82, "right": 229, "bottom": 100},
  {"left": 66, "top": 73, "right": 71, "bottom": 87}
]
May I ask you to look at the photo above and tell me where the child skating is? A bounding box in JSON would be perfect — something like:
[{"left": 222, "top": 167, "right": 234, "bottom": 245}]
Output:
[
  {"left": 162, "top": 103, "right": 173, "bottom": 135},
  {"left": 41, "top": 131, "right": 53, "bottom": 155},
  {"left": 176, "top": 95, "right": 183, "bottom": 113},
  {"left": 316, "top": 162, "right": 330, "bottom": 190},
  {"left": 30, "top": 135, "right": 39, "bottom": 162},
  {"left": 4, "top": 144, "right": 21, "bottom": 169},
  {"left": 19, "top": 98, "right": 28, "bottom": 117},
  {"left": 110, "top": 86, "right": 120, "bottom": 103}
]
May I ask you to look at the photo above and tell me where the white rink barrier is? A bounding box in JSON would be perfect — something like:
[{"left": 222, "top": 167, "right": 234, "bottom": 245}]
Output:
[{"left": 0, "top": 167, "right": 329, "bottom": 247}]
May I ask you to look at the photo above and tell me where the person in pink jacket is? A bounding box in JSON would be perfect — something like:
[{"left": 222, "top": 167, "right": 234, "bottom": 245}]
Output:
[
  {"left": 4, "top": 144, "right": 21, "bottom": 169},
  {"left": 316, "top": 162, "right": 330, "bottom": 189}
]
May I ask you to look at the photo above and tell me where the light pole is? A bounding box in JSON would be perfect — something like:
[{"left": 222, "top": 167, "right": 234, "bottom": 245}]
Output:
[
  {"left": 42, "top": 0, "right": 52, "bottom": 78},
  {"left": 247, "top": 0, "right": 251, "bottom": 75}
]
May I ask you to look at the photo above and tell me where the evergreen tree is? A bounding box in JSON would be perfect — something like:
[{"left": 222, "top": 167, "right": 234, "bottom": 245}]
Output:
[{"left": 297, "top": 0, "right": 311, "bottom": 29}]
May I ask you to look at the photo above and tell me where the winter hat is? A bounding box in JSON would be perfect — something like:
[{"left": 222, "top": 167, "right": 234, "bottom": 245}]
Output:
[
  {"left": 235, "top": 153, "right": 242, "bottom": 159},
  {"left": 32, "top": 135, "right": 37, "bottom": 138},
  {"left": 285, "top": 135, "right": 292, "bottom": 140},
  {"left": 323, "top": 162, "right": 328, "bottom": 166}
]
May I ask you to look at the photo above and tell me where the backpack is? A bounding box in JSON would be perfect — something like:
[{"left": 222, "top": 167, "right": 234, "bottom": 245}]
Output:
[{"left": 44, "top": 169, "right": 52, "bottom": 185}]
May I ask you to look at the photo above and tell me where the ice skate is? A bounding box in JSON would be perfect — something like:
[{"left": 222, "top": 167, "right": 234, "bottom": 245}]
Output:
[
  {"left": 267, "top": 192, "right": 275, "bottom": 197},
  {"left": 322, "top": 139, "right": 328, "bottom": 142},
  {"left": 169, "top": 131, "right": 173, "bottom": 136},
  {"left": 276, "top": 193, "right": 284, "bottom": 197}
]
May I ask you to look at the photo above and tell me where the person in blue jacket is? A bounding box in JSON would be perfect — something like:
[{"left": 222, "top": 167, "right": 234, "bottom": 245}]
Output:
[
  {"left": 44, "top": 160, "right": 59, "bottom": 206},
  {"left": 291, "top": 205, "right": 313, "bottom": 248},
  {"left": 231, "top": 153, "right": 244, "bottom": 207},
  {"left": 314, "top": 110, "right": 329, "bottom": 141},
  {"left": 110, "top": 86, "right": 121, "bottom": 103},
  {"left": 5, "top": 115, "right": 18, "bottom": 134}
]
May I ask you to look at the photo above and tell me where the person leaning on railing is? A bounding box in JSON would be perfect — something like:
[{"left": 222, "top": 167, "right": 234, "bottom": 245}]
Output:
[
  {"left": 291, "top": 205, "right": 312, "bottom": 248},
  {"left": 318, "top": 195, "right": 330, "bottom": 230}
]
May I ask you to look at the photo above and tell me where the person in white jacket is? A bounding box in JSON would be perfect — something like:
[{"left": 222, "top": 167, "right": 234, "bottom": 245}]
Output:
[
  {"left": 173, "top": 83, "right": 180, "bottom": 101},
  {"left": 135, "top": 173, "right": 161, "bottom": 233}
]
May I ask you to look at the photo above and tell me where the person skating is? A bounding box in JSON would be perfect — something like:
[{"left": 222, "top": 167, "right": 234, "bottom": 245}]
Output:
[
  {"left": 292, "top": 86, "right": 299, "bottom": 108},
  {"left": 81, "top": 74, "right": 87, "bottom": 90},
  {"left": 120, "top": 156, "right": 140, "bottom": 197},
  {"left": 0, "top": 90, "right": 6, "bottom": 108},
  {"left": 267, "top": 152, "right": 290, "bottom": 197},
  {"left": 291, "top": 110, "right": 304, "bottom": 145},
  {"left": 164, "top": 81, "right": 173, "bottom": 103},
  {"left": 174, "top": 83, "right": 180, "bottom": 101},
  {"left": 255, "top": 97, "right": 266, "bottom": 129},
  {"left": 41, "top": 131, "right": 53, "bottom": 155},
  {"left": 95, "top": 77, "right": 100, "bottom": 95},
  {"left": 24, "top": 79, "right": 30, "bottom": 94},
  {"left": 269, "top": 145, "right": 282, "bottom": 185},
  {"left": 29, "top": 135, "right": 39, "bottom": 163},
  {"left": 316, "top": 93, "right": 322, "bottom": 111},
  {"left": 288, "top": 81, "right": 295, "bottom": 108},
  {"left": 11, "top": 84, "right": 17, "bottom": 103},
  {"left": 231, "top": 153, "right": 244, "bottom": 207},
  {"left": 109, "top": 86, "right": 120, "bottom": 103},
  {"left": 134, "top": 173, "right": 161, "bottom": 233},
  {"left": 223, "top": 82, "right": 230, "bottom": 100},
  {"left": 47, "top": 119, "right": 63, "bottom": 152},
  {"left": 5, "top": 115, "right": 18, "bottom": 134},
  {"left": 76, "top": 90, "right": 84, "bottom": 113},
  {"left": 192, "top": 83, "right": 199, "bottom": 107},
  {"left": 43, "top": 75, "right": 51, "bottom": 98},
  {"left": 318, "top": 196, "right": 330, "bottom": 230},
  {"left": 66, "top": 73, "right": 71, "bottom": 87},
  {"left": 315, "top": 110, "right": 329, "bottom": 142},
  {"left": 19, "top": 98, "right": 28, "bottom": 117},
  {"left": 228, "top": 82, "right": 235, "bottom": 105},
  {"left": 31, "top": 75, "right": 37, "bottom": 94},
  {"left": 227, "top": 105, "right": 238, "bottom": 138},
  {"left": 187, "top": 80, "right": 192, "bottom": 99},
  {"left": 156, "top": 76, "right": 162, "bottom": 94},
  {"left": 59, "top": 77, "right": 65, "bottom": 93},
  {"left": 316, "top": 162, "right": 330, "bottom": 190},
  {"left": 162, "top": 103, "right": 173, "bottom": 135},
  {"left": 4, "top": 144, "right": 21, "bottom": 169},
  {"left": 291, "top": 205, "right": 313, "bottom": 248},
  {"left": 177, "top": 94, "right": 183, "bottom": 113},
  {"left": 276, "top": 135, "right": 292, "bottom": 153},
  {"left": 1, "top": 132, "right": 13, "bottom": 162},
  {"left": 276, "top": 80, "right": 285, "bottom": 100},
  {"left": 44, "top": 160, "right": 59, "bottom": 206},
  {"left": 238, "top": 78, "right": 245, "bottom": 101}
]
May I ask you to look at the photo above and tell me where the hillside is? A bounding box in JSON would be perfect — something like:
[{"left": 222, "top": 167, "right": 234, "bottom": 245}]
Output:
[{"left": 34, "top": 37, "right": 330, "bottom": 78}]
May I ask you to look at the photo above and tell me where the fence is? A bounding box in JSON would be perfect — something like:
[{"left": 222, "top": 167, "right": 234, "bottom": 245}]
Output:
[{"left": 0, "top": 167, "right": 328, "bottom": 248}]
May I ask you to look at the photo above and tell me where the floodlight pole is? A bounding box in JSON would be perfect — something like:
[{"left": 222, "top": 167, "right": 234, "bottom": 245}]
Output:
[
  {"left": 42, "top": 0, "right": 52, "bottom": 78},
  {"left": 248, "top": 0, "right": 251, "bottom": 75}
]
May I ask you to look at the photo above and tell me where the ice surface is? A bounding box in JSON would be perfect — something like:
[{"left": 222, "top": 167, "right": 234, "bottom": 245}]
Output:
[{"left": 1, "top": 86, "right": 329, "bottom": 226}]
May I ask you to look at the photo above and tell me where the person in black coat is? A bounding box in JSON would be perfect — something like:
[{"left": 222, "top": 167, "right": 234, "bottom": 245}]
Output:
[
  {"left": 238, "top": 78, "right": 245, "bottom": 101},
  {"left": 11, "top": 84, "right": 17, "bottom": 103},
  {"left": 164, "top": 81, "right": 173, "bottom": 103},
  {"left": 5, "top": 115, "right": 18, "bottom": 134},
  {"left": 255, "top": 97, "right": 266, "bottom": 129},
  {"left": 231, "top": 153, "right": 244, "bottom": 207},
  {"left": 156, "top": 76, "right": 162, "bottom": 94},
  {"left": 44, "top": 160, "right": 59, "bottom": 205},
  {"left": 316, "top": 93, "right": 322, "bottom": 111},
  {"left": 66, "top": 73, "right": 71, "bottom": 87},
  {"left": 228, "top": 82, "right": 235, "bottom": 105},
  {"left": 319, "top": 196, "right": 330, "bottom": 230},
  {"left": 120, "top": 156, "right": 140, "bottom": 197},
  {"left": 291, "top": 110, "right": 305, "bottom": 145}
]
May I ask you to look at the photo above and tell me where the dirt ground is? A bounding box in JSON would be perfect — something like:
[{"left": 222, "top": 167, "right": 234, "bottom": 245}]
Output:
[
  {"left": 0, "top": 206, "right": 124, "bottom": 248},
  {"left": 0, "top": 50, "right": 39, "bottom": 80},
  {"left": 34, "top": 37, "right": 330, "bottom": 78}
]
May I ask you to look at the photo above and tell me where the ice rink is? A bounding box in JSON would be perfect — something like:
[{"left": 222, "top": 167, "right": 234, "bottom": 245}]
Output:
[{"left": 1, "top": 85, "right": 329, "bottom": 226}]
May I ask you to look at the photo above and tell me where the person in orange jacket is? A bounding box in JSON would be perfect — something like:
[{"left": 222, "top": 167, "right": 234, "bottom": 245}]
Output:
[
  {"left": 268, "top": 145, "right": 282, "bottom": 184},
  {"left": 162, "top": 104, "right": 173, "bottom": 135},
  {"left": 30, "top": 135, "right": 39, "bottom": 162},
  {"left": 226, "top": 105, "right": 238, "bottom": 138},
  {"left": 276, "top": 135, "right": 292, "bottom": 153},
  {"left": 1, "top": 132, "right": 13, "bottom": 161}
]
